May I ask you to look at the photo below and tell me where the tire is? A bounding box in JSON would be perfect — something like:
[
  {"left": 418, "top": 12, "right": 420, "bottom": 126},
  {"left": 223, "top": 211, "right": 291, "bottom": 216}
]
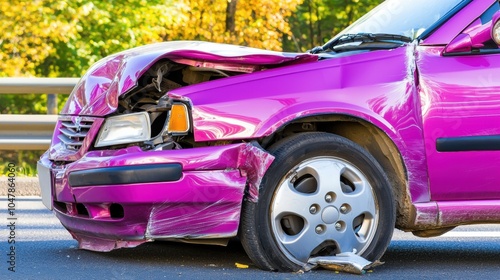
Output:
[{"left": 239, "top": 132, "right": 395, "bottom": 272}]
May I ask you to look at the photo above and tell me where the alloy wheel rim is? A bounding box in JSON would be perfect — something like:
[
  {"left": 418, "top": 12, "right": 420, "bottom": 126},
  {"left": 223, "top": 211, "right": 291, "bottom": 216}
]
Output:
[{"left": 270, "top": 157, "right": 379, "bottom": 264}]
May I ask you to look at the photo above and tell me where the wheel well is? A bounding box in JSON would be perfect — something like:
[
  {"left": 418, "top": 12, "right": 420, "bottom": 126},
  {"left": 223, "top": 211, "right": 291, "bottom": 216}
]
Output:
[{"left": 263, "top": 115, "right": 414, "bottom": 230}]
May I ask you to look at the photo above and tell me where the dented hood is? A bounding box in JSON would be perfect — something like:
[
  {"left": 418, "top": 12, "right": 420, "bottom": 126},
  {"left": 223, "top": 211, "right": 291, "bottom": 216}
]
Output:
[{"left": 61, "top": 41, "right": 318, "bottom": 116}]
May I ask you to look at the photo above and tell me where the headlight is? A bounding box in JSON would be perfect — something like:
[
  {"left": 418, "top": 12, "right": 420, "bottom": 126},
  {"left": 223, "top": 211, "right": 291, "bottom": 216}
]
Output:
[
  {"left": 95, "top": 112, "right": 151, "bottom": 147},
  {"left": 493, "top": 20, "right": 500, "bottom": 45}
]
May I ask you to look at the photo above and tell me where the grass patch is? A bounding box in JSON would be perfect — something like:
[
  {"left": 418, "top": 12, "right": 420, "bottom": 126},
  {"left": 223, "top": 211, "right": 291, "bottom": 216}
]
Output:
[{"left": 1, "top": 150, "right": 43, "bottom": 177}]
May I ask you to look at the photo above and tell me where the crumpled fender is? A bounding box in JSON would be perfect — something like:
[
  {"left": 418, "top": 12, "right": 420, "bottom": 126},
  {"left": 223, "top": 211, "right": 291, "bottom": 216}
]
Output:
[{"left": 61, "top": 41, "right": 317, "bottom": 116}]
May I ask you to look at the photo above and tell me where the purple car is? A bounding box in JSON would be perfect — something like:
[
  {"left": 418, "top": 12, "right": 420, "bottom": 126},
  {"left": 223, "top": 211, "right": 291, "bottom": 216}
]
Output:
[{"left": 38, "top": 0, "right": 500, "bottom": 273}]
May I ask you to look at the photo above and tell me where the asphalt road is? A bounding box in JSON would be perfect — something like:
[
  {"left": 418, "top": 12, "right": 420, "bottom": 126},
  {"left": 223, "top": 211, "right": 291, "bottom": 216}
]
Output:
[{"left": 2, "top": 197, "right": 500, "bottom": 280}]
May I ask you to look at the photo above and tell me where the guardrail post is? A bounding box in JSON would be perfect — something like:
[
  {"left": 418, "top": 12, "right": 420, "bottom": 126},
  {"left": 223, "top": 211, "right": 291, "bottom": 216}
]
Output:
[{"left": 47, "top": 94, "right": 57, "bottom": 114}]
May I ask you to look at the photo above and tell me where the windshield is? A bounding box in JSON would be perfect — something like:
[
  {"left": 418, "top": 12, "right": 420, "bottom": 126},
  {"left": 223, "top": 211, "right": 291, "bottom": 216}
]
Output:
[{"left": 336, "top": 0, "right": 466, "bottom": 40}]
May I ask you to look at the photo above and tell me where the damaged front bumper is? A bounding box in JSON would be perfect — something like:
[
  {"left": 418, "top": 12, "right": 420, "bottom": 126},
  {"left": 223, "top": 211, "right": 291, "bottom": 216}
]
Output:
[{"left": 37, "top": 143, "right": 274, "bottom": 252}]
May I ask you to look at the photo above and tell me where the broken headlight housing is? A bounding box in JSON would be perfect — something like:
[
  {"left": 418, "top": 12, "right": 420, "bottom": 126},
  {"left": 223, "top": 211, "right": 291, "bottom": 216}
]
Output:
[{"left": 95, "top": 112, "right": 151, "bottom": 147}]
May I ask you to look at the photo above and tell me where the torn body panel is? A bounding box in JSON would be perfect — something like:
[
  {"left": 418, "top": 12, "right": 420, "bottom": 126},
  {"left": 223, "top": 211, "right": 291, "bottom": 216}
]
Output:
[
  {"left": 61, "top": 41, "right": 317, "bottom": 116},
  {"left": 38, "top": 142, "right": 274, "bottom": 252}
]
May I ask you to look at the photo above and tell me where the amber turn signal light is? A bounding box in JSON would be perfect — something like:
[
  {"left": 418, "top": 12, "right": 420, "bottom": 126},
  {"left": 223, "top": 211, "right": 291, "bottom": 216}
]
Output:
[{"left": 167, "top": 103, "right": 189, "bottom": 133}]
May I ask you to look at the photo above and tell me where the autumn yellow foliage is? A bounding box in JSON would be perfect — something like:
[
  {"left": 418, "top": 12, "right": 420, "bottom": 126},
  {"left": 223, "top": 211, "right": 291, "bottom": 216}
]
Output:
[
  {"left": 0, "top": 0, "right": 301, "bottom": 78},
  {"left": 0, "top": 1, "right": 71, "bottom": 76},
  {"left": 177, "top": 0, "right": 300, "bottom": 50}
]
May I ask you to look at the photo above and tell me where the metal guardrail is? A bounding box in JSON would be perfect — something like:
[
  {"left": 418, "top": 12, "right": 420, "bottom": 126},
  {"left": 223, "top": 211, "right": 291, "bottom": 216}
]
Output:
[
  {"left": 0, "top": 78, "right": 78, "bottom": 150},
  {"left": 0, "top": 114, "right": 59, "bottom": 150},
  {"left": 0, "top": 77, "right": 79, "bottom": 94}
]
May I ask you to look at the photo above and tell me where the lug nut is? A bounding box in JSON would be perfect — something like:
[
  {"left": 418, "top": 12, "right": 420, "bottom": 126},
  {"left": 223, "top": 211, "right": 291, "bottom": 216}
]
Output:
[
  {"left": 309, "top": 205, "right": 318, "bottom": 214},
  {"left": 340, "top": 205, "right": 348, "bottom": 214},
  {"left": 335, "top": 222, "right": 342, "bottom": 231},
  {"left": 315, "top": 226, "right": 324, "bottom": 234},
  {"left": 325, "top": 194, "right": 333, "bottom": 203}
]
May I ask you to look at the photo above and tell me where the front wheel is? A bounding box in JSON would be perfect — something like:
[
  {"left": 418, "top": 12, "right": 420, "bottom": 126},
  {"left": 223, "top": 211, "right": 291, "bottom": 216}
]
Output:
[{"left": 239, "top": 132, "right": 395, "bottom": 271}]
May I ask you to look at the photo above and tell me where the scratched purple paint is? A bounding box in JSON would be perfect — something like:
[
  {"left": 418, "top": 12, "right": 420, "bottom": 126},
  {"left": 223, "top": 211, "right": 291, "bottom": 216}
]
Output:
[{"left": 38, "top": 0, "right": 500, "bottom": 262}]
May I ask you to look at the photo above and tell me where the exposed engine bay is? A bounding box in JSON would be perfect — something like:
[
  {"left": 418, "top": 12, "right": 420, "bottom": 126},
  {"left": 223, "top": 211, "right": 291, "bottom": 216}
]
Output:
[{"left": 112, "top": 59, "right": 253, "bottom": 151}]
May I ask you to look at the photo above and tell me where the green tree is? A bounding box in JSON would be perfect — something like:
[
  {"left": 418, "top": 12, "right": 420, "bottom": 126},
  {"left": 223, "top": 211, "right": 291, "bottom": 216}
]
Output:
[{"left": 283, "top": 0, "right": 384, "bottom": 52}]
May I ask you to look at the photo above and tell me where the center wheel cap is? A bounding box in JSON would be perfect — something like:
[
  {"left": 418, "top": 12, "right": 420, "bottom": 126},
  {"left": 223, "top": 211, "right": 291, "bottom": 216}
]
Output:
[{"left": 321, "top": 206, "right": 339, "bottom": 224}]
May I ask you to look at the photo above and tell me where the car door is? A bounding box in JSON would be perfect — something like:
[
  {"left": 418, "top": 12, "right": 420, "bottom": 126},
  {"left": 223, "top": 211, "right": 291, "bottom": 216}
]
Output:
[{"left": 419, "top": 2, "right": 500, "bottom": 201}]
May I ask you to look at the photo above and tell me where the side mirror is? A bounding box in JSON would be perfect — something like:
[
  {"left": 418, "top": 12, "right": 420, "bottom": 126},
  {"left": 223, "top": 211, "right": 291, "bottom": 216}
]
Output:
[
  {"left": 445, "top": 10, "right": 500, "bottom": 54},
  {"left": 445, "top": 34, "right": 473, "bottom": 53},
  {"left": 492, "top": 11, "right": 500, "bottom": 45}
]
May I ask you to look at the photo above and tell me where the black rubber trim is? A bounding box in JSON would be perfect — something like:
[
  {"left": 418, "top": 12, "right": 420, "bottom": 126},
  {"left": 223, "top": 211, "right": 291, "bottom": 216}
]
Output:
[
  {"left": 442, "top": 48, "right": 500, "bottom": 56},
  {"left": 69, "top": 163, "right": 182, "bottom": 187},
  {"left": 437, "top": 136, "right": 500, "bottom": 152}
]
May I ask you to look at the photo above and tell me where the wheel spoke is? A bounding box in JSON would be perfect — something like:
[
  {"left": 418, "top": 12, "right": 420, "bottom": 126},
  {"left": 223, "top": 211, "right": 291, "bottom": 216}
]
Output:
[
  {"left": 280, "top": 225, "right": 325, "bottom": 262},
  {"left": 328, "top": 225, "right": 365, "bottom": 253},
  {"left": 308, "top": 160, "right": 345, "bottom": 198},
  {"left": 272, "top": 179, "right": 318, "bottom": 219},
  {"left": 340, "top": 180, "right": 376, "bottom": 219},
  {"left": 337, "top": 179, "right": 377, "bottom": 246}
]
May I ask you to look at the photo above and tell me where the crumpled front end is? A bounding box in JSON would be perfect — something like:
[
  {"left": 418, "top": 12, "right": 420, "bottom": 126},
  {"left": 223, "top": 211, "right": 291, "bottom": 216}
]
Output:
[
  {"left": 59, "top": 41, "right": 317, "bottom": 116},
  {"left": 38, "top": 140, "right": 273, "bottom": 251},
  {"left": 37, "top": 41, "right": 295, "bottom": 250}
]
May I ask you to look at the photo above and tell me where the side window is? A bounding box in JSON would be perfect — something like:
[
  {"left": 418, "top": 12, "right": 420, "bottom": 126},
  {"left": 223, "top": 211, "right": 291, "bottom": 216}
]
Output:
[{"left": 480, "top": 1, "right": 500, "bottom": 24}]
